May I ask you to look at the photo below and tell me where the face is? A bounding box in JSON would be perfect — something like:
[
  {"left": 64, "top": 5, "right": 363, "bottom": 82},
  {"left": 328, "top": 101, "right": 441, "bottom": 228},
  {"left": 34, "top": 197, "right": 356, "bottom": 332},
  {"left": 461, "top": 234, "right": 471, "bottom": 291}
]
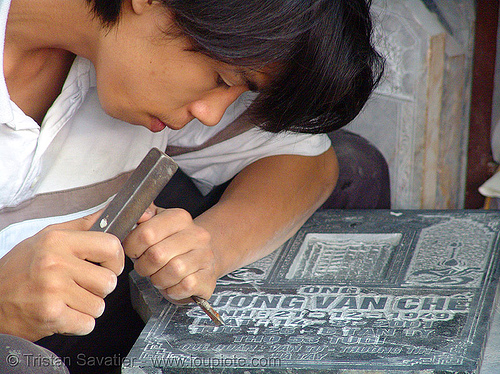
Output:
[{"left": 93, "top": 1, "right": 269, "bottom": 132}]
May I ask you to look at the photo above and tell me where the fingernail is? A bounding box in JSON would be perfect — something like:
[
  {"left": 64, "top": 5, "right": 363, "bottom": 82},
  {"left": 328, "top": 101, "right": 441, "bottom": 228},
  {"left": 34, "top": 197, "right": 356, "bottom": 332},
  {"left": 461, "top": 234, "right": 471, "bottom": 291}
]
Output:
[
  {"left": 145, "top": 206, "right": 156, "bottom": 216},
  {"left": 106, "top": 274, "right": 118, "bottom": 294},
  {"left": 97, "top": 302, "right": 106, "bottom": 317}
]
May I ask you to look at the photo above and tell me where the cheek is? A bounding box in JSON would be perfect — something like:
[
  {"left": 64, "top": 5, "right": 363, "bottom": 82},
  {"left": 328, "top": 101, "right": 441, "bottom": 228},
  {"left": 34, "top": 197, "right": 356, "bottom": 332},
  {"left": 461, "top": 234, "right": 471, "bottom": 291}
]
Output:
[
  {"left": 92, "top": 49, "right": 218, "bottom": 121},
  {"left": 93, "top": 71, "right": 132, "bottom": 121}
]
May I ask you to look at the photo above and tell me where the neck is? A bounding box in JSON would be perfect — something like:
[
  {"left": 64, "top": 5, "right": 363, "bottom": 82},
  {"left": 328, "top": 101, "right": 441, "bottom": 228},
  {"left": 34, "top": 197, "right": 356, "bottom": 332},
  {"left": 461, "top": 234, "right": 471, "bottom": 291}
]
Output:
[
  {"left": 6, "top": 0, "right": 101, "bottom": 61},
  {"left": 4, "top": 0, "right": 103, "bottom": 124}
]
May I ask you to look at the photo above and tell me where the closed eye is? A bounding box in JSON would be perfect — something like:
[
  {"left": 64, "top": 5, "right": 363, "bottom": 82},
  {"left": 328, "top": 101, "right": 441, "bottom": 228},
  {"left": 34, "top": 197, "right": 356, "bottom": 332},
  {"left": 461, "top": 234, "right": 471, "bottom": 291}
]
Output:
[{"left": 216, "top": 74, "right": 231, "bottom": 88}]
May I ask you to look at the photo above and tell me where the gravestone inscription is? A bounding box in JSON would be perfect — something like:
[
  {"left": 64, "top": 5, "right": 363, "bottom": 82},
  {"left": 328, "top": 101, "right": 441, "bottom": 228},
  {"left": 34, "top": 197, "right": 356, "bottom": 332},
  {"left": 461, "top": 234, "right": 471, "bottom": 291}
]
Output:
[{"left": 124, "top": 210, "right": 500, "bottom": 373}]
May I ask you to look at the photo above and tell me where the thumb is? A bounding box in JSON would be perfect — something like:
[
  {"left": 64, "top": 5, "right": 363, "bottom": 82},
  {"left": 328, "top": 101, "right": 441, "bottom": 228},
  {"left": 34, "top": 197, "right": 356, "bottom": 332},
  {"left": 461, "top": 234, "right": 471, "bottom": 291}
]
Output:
[
  {"left": 136, "top": 204, "right": 158, "bottom": 224},
  {"left": 53, "top": 209, "right": 105, "bottom": 232}
]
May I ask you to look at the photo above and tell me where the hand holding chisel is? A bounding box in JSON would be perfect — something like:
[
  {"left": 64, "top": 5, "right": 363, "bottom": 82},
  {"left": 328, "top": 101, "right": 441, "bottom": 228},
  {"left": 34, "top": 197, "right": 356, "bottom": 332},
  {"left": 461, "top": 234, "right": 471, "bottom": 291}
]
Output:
[{"left": 90, "top": 148, "right": 224, "bottom": 326}]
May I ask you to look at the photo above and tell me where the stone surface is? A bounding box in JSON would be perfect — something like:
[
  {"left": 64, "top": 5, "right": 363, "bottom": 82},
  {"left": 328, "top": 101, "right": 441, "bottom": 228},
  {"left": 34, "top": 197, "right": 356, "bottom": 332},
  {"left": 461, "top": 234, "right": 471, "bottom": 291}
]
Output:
[
  {"left": 124, "top": 210, "right": 500, "bottom": 373},
  {"left": 347, "top": 0, "right": 475, "bottom": 209}
]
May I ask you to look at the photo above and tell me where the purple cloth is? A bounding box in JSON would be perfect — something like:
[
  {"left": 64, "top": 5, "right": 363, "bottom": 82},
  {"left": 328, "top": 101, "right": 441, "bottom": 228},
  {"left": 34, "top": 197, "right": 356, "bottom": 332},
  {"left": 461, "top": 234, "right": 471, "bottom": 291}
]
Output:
[{"left": 322, "top": 130, "right": 391, "bottom": 209}]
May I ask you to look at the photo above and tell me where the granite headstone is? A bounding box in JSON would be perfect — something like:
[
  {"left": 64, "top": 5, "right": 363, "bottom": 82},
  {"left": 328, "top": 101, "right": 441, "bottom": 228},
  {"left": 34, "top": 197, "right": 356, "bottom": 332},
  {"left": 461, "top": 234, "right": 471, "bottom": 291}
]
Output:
[{"left": 123, "top": 210, "right": 500, "bottom": 373}]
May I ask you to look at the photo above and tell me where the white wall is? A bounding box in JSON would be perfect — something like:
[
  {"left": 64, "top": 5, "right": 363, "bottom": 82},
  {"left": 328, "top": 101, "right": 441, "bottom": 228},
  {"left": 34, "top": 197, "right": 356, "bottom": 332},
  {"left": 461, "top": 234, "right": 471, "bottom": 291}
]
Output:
[{"left": 346, "top": 0, "right": 475, "bottom": 209}]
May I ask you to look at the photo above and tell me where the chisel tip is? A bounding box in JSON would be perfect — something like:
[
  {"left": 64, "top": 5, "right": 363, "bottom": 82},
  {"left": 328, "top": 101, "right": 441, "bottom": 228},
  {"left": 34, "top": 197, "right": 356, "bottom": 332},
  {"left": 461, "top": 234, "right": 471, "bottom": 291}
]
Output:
[{"left": 191, "top": 295, "right": 225, "bottom": 326}]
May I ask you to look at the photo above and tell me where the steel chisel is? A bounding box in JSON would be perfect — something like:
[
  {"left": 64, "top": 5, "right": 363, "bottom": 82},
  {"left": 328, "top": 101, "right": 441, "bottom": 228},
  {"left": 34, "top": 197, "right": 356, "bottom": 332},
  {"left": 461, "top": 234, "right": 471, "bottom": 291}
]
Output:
[
  {"left": 89, "top": 147, "right": 178, "bottom": 240},
  {"left": 90, "top": 147, "right": 224, "bottom": 326}
]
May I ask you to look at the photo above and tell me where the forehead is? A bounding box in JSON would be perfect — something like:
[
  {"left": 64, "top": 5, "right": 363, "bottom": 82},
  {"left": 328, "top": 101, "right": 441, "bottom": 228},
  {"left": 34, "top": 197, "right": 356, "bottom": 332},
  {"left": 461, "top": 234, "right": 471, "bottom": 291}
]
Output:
[{"left": 128, "top": 5, "right": 276, "bottom": 92}]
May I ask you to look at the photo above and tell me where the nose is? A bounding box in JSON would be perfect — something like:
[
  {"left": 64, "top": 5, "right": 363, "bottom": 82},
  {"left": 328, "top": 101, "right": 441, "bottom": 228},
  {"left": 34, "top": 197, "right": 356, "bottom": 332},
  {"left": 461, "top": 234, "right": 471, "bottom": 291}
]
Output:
[{"left": 187, "top": 86, "right": 248, "bottom": 126}]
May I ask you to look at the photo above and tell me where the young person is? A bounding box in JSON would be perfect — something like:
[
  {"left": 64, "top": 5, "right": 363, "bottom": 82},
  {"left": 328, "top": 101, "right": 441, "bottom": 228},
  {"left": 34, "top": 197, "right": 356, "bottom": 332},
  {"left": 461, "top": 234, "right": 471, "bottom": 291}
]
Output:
[{"left": 0, "top": 0, "right": 386, "bottom": 372}]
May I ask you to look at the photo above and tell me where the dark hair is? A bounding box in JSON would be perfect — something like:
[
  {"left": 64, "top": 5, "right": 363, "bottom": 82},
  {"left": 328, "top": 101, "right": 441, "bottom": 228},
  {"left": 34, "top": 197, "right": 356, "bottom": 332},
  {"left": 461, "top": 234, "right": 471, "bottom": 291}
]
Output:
[{"left": 85, "top": 0, "right": 384, "bottom": 134}]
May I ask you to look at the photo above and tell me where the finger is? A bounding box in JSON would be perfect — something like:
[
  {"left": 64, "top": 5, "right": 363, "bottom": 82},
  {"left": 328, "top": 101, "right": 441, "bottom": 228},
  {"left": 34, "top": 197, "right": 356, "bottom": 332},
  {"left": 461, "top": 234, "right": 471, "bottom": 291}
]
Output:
[
  {"left": 159, "top": 271, "right": 215, "bottom": 303},
  {"left": 123, "top": 208, "right": 193, "bottom": 259},
  {"left": 69, "top": 259, "right": 118, "bottom": 298},
  {"left": 159, "top": 291, "right": 193, "bottom": 305},
  {"left": 40, "top": 218, "right": 125, "bottom": 276},
  {"left": 148, "top": 247, "right": 214, "bottom": 290},
  {"left": 133, "top": 227, "right": 208, "bottom": 277},
  {"left": 51, "top": 210, "right": 104, "bottom": 232},
  {"left": 34, "top": 298, "right": 97, "bottom": 337},
  {"left": 65, "top": 280, "right": 107, "bottom": 319},
  {"left": 136, "top": 204, "right": 158, "bottom": 224},
  {"left": 86, "top": 234, "right": 125, "bottom": 276},
  {"left": 33, "top": 264, "right": 109, "bottom": 323},
  {"left": 63, "top": 231, "right": 125, "bottom": 275},
  {"left": 54, "top": 306, "right": 97, "bottom": 336}
]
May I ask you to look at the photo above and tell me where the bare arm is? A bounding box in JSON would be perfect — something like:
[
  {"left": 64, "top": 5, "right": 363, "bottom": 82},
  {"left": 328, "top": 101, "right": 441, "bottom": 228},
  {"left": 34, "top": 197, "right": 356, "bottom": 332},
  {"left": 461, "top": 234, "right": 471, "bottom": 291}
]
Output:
[
  {"left": 196, "top": 147, "right": 338, "bottom": 277},
  {"left": 123, "top": 149, "right": 338, "bottom": 303},
  {"left": 125, "top": 147, "right": 338, "bottom": 303}
]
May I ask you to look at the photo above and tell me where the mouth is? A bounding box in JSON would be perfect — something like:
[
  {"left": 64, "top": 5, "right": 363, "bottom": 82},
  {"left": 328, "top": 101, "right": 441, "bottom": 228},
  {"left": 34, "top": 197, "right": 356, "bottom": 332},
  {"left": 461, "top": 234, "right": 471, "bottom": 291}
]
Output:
[{"left": 150, "top": 117, "right": 167, "bottom": 133}]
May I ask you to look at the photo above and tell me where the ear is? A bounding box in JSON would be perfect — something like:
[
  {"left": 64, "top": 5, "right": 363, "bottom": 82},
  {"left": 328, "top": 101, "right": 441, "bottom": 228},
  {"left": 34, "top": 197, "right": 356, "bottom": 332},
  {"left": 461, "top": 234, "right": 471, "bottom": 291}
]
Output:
[{"left": 130, "top": 0, "right": 155, "bottom": 15}]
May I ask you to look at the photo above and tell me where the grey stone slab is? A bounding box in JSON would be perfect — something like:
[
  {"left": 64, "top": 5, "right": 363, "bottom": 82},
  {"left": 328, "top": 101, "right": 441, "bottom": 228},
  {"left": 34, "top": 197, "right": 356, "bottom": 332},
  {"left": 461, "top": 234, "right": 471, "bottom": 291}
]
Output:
[{"left": 124, "top": 210, "right": 500, "bottom": 373}]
